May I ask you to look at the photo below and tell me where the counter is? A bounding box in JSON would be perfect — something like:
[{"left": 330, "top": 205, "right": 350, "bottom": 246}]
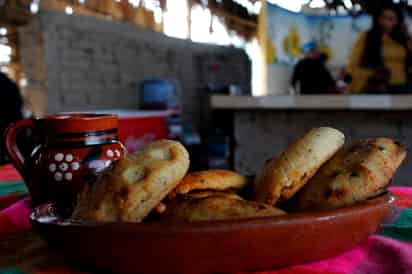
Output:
[
  {"left": 211, "top": 95, "right": 412, "bottom": 110},
  {"left": 211, "top": 95, "right": 412, "bottom": 185}
]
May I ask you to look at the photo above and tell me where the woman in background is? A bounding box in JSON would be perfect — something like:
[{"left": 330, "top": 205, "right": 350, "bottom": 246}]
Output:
[{"left": 348, "top": 3, "right": 412, "bottom": 94}]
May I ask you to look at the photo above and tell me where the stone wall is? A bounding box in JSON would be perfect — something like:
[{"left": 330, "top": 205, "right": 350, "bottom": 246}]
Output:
[
  {"left": 235, "top": 110, "right": 412, "bottom": 185},
  {"left": 19, "top": 11, "right": 251, "bottom": 127}
]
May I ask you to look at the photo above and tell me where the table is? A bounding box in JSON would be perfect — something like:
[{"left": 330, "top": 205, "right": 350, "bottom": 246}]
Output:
[{"left": 1, "top": 165, "right": 412, "bottom": 274}]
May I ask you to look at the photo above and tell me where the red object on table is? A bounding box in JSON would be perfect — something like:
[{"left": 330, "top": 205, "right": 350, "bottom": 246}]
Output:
[
  {"left": 51, "top": 110, "right": 174, "bottom": 153},
  {"left": 113, "top": 110, "right": 173, "bottom": 152}
]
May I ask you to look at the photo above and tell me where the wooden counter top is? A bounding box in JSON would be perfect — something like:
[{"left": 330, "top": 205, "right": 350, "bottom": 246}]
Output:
[{"left": 211, "top": 95, "right": 412, "bottom": 110}]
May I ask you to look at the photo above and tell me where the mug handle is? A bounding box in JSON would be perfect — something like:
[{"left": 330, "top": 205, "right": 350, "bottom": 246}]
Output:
[{"left": 4, "top": 119, "right": 36, "bottom": 176}]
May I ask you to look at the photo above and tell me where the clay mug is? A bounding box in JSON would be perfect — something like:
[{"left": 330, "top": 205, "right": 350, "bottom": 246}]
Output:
[{"left": 4, "top": 114, "right": 125, "bottom": 211}]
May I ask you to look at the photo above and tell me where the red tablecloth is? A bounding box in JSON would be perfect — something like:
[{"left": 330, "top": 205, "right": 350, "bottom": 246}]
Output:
[{"left": 0, "top": 164, "right": 22, "bottom": 181}]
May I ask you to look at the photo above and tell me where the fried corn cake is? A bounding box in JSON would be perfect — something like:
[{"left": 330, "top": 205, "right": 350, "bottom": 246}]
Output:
[
  {"left": 253, "top": 127, "right": 345, "bottom": 205},
  {"left": 294, "top": 138, "right": 406, "bottom": 210},
  {"left": 72, "top": 140, "right": 190, "bottom": 222}
]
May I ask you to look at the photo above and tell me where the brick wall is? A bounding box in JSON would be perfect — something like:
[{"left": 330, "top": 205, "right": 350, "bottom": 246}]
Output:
[
  {"left": 235, "top": 110, "right": 412, "bottom": 185},
  {"left": 19, "top": 19, "right": 48, "bottom": 116},
  {"left": 19, "top": 11, "right": 251, "bottom": 128}
]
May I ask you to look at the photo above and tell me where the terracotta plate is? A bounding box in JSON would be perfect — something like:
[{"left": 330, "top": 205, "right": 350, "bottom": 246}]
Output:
[{"left": 31, "top": 193, "right": 395, "bottom": 274}]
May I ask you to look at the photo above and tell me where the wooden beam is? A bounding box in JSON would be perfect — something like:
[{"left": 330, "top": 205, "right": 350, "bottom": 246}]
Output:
[
  {"left": 209, "top": 6, "right": 257, "bottom": 28},
  {"left": 40, "top": 0, "right": 104, "bottom": 18},
  {"left": 0, "top": 0, "right": 31, "bottom": 25}
]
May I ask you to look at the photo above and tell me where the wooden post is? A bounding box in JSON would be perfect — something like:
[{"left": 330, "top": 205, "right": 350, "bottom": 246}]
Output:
[
  {"left": 188, "top": 0, "right": 193, "bottom": 39},
  {"left": 257, "top": 0, "right": 267, "bottom": 96}
]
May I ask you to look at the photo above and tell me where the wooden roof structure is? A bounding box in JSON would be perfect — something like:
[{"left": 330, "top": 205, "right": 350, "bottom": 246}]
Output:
[
  {"left": 0, "top": 0, "right": 258, "bottom": 33},
  {"left": 2, "top": 0, "right": 411, "bottom": 83},
  {"left": 306, "top": 0, "right": 412, "bottom": 15}
]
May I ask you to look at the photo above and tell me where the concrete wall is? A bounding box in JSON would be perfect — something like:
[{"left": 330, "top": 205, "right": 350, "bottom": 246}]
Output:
[
  {"left": 267, "top": 65, "right": 291, "bottom": 95},
  {"left": 235, "top": 110, "right": 412, "bottom": 185},
  {"left": 19, "top": 11, "right": 251, "bottom": 127},
  {"left": 19, "top": 19, "right": 49, "bottom": 116}
]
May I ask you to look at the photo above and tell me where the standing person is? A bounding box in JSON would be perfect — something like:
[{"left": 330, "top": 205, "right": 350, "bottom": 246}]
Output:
[
  {"left": 291, "top": 41, "right": 336, "bottom": 94},
  {"left": 0, "top": 72, "right": 23, "bottom": 164},
  {"left": 347, "top": 3, "right": 412, "bottom": 94}
]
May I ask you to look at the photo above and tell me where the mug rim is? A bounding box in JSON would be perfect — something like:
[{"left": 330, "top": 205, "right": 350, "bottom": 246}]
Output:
[
  {"left": 36, "top": 113, "right": 118, "bottom": 121},
  {"left": 33, "top": 113, "right": 119, "bottom": 135}
]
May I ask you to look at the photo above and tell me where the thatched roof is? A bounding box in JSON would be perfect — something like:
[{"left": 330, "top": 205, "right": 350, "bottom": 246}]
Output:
[{"left": 305, "top": 0, "right": 412, "bottom": 15}]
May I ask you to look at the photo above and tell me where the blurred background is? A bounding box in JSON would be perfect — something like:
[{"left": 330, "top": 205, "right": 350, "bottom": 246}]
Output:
[{"left": 2, "top": 0, "right": 412, "bottom": 184}]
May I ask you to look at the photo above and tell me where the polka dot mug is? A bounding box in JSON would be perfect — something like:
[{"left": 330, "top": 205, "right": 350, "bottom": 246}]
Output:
[{"left": 4, "top": 114, "right": 126, "bottom": 210}]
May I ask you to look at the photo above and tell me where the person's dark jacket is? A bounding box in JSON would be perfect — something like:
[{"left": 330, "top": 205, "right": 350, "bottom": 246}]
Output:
[
  {"left": 291, "top": 57, "right": 336, "bottom": 94},
  {"left": 0, "top": 72, "right": 23, "bottom": 163}
]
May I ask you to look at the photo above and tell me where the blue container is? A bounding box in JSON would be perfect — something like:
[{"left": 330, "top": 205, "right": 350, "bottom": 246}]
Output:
[{"left": 141, "top": 80, "right": 179, "bottom": 110}]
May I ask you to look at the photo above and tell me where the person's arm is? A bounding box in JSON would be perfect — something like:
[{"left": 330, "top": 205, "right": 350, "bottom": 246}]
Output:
[
  {"left": 405, "top": 35, "right": 412, "bottom": 77},
  {"left": 347, "top": 32, "right": 372, "bottom": 93},
  {"left": 318, "top": 59, "right": 337, "bottom": 93},
  {"left": 325, "top": 69, "right": 338, "bottom": 93}
]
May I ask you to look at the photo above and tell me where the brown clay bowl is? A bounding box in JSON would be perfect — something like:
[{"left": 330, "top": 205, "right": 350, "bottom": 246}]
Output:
[{"left": 31, "top": 193, "right": 395, "bottom": 274}]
